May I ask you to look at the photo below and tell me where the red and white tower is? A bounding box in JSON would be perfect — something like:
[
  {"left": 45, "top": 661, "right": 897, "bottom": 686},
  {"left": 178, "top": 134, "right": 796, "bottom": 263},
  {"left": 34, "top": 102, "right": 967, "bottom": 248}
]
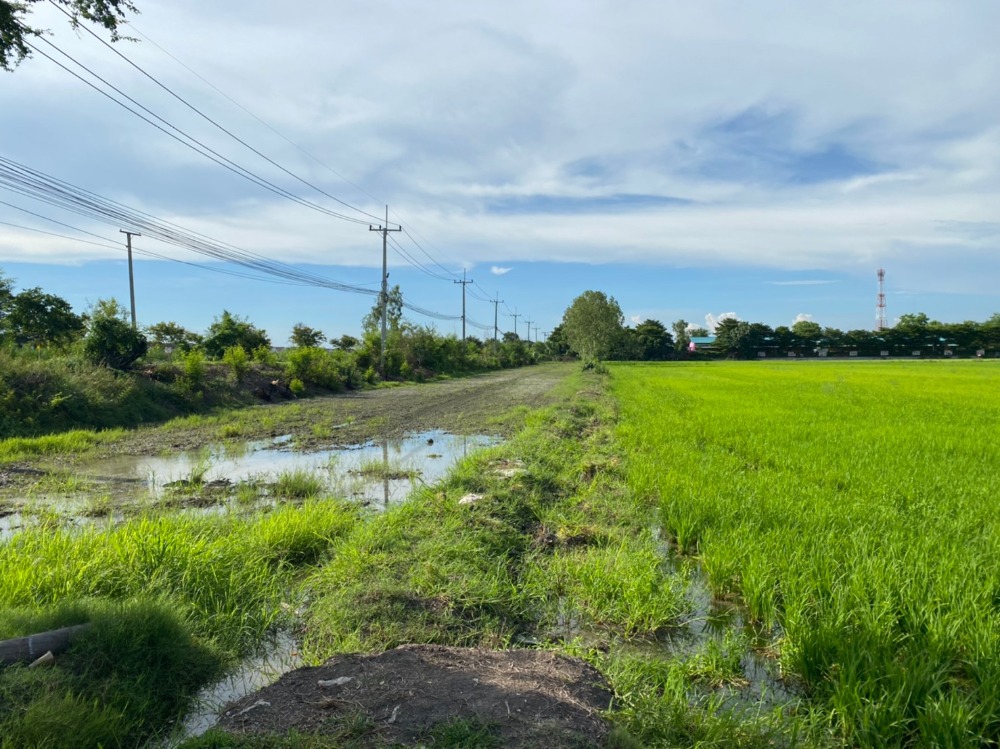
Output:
[{"left": 876, "top": 268, "right": 887, "bottom": 331}]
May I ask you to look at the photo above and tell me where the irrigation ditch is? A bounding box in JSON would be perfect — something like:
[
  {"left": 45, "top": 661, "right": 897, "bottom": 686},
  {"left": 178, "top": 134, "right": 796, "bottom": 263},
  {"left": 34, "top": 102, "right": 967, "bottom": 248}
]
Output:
[{"left": 0, "top": 363, "right": 820, "bottom": 748}]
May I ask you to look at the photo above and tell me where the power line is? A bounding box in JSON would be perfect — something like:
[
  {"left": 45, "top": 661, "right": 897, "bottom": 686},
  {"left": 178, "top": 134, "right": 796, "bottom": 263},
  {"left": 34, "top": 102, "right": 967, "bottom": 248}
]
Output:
[
  {"left": 0, "top": 155, "right": 379, "bottom": 295},
  {"left": 51, "top": 2, "right": 385, "bottom": 225},
  {"left": 23, "top": 35, "right": 372, "bottom": 227},
  {"left": 112, "top": 21, "right": 466, "bottom": 289}
]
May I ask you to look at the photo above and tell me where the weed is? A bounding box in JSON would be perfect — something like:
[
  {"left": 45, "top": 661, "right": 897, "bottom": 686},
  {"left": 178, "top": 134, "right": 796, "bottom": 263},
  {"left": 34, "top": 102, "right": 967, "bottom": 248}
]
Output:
[{"left": 272, "top": 468, "right": 325, "bottom": 499}]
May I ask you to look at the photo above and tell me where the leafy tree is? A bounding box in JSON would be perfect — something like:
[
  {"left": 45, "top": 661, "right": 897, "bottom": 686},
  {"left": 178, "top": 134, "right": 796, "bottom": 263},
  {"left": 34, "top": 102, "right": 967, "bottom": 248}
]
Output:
[
  {"left": 331, "top": 334, "right": 359, "bottom": 351},
  {"left": 688, "top": 327, "right": 710, "bottom": 337},
  {"left": 634, "top": 319, "right": 673, "bottom": 360},
  {"left": 146, "top": 321, "right": 201, "bottom": 352},
  {"left": 362, "top": 285, "right": 404, "bottom": 335},
  {"left": 791, "top": 319, "right": 822, "bottom": 342},
  {"left": 714, "top": 319, "right": 772, "bottom": 358},
  {"left": 545, "top": 324, "right": 571, "bottom": 356},
  {"left": 2, "top": 287, "right": 83, "bottom": 346},
  {"left": 0, "top": 270, "right": 13, "bottom": 325},
  {"left": 671, "top": 319, "right": 691, "bottom": 352},
  {"left": 82, "top": 298, "right": 147, "bottom": 370},
  {"left": 290, "top": 323, "right": 325, "bottom": 348},
  {"left": 202, "top": 310, "right": 270, "bottom": 358},
  {"left": 561, "top": 290, "right": 625, "bottom": 363},
  {"left": 1, "top": 0, "right": 138, "bottom": 71}
]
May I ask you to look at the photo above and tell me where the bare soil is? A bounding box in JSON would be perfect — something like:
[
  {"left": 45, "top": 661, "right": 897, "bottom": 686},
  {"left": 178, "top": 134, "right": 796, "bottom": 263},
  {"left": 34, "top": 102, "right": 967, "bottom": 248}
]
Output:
[
  {"left": 216, "top": 644, "right": 612, "bottom": 748},
  {"left": 114, "top": 363, "right": 571, "bottom": 455}
]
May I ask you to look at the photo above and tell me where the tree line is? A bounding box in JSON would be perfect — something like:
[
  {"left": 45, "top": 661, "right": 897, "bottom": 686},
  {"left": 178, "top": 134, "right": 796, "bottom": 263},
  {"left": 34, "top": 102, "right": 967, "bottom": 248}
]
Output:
[
  {"left": 553, "top": 290, "right": 1000, "bottom": 362},
  {"left": 0, "top": 270, "right": 546, "bottom": 436}
]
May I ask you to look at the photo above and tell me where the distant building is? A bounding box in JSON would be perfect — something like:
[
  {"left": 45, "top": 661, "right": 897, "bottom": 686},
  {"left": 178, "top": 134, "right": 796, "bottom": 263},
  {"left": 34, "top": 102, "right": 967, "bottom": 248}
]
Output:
[{"left": 689, "top": 335, "right": 717, "bottom": 350}]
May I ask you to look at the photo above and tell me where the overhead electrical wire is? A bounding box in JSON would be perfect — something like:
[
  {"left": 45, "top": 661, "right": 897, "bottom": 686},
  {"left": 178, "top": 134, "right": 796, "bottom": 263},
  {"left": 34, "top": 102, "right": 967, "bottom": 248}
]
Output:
[
  {"left": 114, "top": 19, "right": 470, "bottom": 285},
  {"left": 22, "top": 35, "right": 372, "bottom": 227},
  {"left": 0, "top": 155, "right": 378, "bottom": 295},
  {"left": 49, "top": 1, "right": 386, "bottom": 225},
  {"left": 11, "top": 18, "right": 494, "bottom": 325}
]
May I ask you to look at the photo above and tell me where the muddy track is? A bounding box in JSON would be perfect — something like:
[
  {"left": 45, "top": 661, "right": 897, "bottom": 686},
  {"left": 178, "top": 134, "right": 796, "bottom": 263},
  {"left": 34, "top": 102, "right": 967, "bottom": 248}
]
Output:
[{"left": 48, "top": 363, "right": 573, "bottom": 461}]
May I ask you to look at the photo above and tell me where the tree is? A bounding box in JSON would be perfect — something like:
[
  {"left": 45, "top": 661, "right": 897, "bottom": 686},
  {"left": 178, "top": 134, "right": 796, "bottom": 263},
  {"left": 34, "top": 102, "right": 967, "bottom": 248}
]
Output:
[
  {"left": 290, "top": 323, "right": 325, "bottom": 348},
  {"left": 561, "top": 290, "right": 625, "bottom": 362},
  {"left": 146, "top": 321, "right": 201, "bottom": 352},
  {"left": 688, "top": 327, "right": 710, "bottom": 337},
  {"left": 331, "top": 334, "right": 359, "bottom": 351},
  {"left": 1, "top": 0, "right": 138, "bottom": 71},
  {"left": 362, "top": 285, "right": 404, "bottom": 335},
  {"left": 714, "top": 319, "right": 773, "bottom": 358},
  {"left": 672, "top": 319, "right": 691, "bottom": 352},
  {"left": 545, "top": 324, "right": 571, "bottom": 356},
  {"left": 0, "top": 270, "right": 13, "bottom": 325},
  {"left": 634, "top": 319, "right": 673, "bottom": 360},
  {"left": 202, "top": 310, "right": 270, "bottom": 358},
  {"left": 2, "top": 287, "right": 83, "bottom": 346},
  {"left": 83, "top": 298, "right": 147, "bottom": 370}
]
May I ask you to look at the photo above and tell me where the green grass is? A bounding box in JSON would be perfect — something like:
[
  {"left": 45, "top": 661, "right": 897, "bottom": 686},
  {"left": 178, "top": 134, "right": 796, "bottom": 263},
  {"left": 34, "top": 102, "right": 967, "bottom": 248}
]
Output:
[
  {"left": 0, "top": 501, "right": 357, "bottom": 747},
  {"left": 612, "top": 360, "right": 1000, "bottom": 747},
  {"left": 272, "top": 468, "right": 326, "bottom": 499},
  {"left": 0, "top": 429, "right": 127, "bottom": 462}
]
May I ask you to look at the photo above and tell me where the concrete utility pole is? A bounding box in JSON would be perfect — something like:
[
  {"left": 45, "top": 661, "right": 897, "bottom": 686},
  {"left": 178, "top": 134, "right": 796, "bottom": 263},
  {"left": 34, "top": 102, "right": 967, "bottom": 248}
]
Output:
[
  {"left": 491, "top": 294, "right": 503, "bottom": 344},
  {"left": 533, "top": 325, "right": 539, "bottom": 343},
  {"left": 524, "top": 318, "right": 533, "bottom": 343},
  {"left": 509, "top": 309, "right": 521, "bottom": 340},
  {"left": 454, "top": 269, "right": 473, "bottom": 341},
  {"left": 120, "top": 230, "right": 141, "bottom": 329},
  {"left": 369, "top": 206, "right": 401, "bottom": 378}
]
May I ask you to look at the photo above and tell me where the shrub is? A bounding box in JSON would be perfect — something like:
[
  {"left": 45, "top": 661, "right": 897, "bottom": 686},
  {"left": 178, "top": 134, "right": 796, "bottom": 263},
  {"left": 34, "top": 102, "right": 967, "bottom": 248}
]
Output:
[
  {"left": 221, "top": 345, "right": 250, "bottom": 382},
  {"left": 82, "top": 313, "right": 148, "bottom": 371}
]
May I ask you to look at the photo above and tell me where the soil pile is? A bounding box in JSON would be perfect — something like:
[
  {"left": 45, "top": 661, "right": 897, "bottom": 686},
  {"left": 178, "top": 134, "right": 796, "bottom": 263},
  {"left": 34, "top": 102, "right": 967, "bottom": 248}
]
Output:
[{"left": 216, "top": 644, "right": 613, "bottom": 748}]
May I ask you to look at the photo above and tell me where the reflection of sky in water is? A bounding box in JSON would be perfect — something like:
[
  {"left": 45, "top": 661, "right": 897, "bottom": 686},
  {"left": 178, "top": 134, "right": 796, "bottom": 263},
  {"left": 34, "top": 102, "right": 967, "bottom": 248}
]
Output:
[{"left": 81, "top": 430, "right": 495, "bottom": 506}]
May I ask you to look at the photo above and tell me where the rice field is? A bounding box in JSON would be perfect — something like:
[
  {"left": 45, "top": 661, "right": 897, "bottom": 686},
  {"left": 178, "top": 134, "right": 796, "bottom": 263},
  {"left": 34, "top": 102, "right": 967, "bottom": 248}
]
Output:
[{"left": 612, "top": 361, "right": 1000, "bottom": 747}]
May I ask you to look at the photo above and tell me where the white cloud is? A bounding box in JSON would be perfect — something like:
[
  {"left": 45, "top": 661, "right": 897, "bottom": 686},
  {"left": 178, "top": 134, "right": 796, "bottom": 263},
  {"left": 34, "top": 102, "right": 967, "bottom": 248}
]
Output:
[
  {"left": 630, "top": 314, "right": 642, "bottom": 325},
  {"left": 705, "top": 312, "right": 738, "bottom": 331},
  {"left": 490, "top": 266, "right": 512, "bottom": 276},
  {"left": 793, "top": 313, "right": 813, "bottom": 324},
  {"left": 3, "top": 0, "right": 1000, "bottom": 301}
]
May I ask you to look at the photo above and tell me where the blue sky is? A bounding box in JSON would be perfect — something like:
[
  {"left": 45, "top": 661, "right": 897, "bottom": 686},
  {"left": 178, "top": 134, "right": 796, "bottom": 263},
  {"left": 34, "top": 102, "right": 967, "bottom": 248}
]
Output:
[{"left": 2, "top": 0, "right": 999, "bottom": 342}]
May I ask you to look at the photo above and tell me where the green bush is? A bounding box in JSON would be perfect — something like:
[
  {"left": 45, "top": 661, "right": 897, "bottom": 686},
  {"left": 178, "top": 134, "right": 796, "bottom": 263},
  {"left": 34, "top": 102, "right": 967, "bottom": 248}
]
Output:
[
  {"left": 179, "top": 349, "right": 206, "bottom": 392},
  {"left": 222, "top": 345, "right": 250, "bottom": 382},
  {"left": 82, "top": 315, "right": 148, "bottom": 371}
]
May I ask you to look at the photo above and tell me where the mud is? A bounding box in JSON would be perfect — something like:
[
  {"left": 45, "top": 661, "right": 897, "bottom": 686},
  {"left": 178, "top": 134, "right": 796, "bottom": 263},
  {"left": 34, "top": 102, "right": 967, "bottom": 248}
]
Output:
[
  {"left": 216, "top": 644, "right": 612, "bottom": 749},
  {"left": 0, "top": 364, "right": 571, "bottom": 500}
]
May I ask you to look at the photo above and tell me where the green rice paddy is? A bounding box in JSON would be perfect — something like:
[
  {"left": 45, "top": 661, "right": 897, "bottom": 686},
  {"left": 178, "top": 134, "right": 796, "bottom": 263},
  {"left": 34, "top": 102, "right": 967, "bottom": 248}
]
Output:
[{"left": 612, "top": 361, "right": 1000, "bottom": 747}]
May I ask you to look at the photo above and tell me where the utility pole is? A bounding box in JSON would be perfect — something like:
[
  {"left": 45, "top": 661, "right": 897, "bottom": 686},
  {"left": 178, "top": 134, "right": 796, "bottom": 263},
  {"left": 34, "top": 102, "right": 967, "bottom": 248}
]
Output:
[
  {"left": 533, "top": 325, "right": 539, "bottom": 343},
  {"left": 509, "top": 309, "right": 521, "bottom": 340},
  {"left": 524, "top": 318, "right": 533, "bottom": 343},
  {"left": 454, "top": 269, "right": 473, "bottom": 340},
  {"left": 491, "top": 293, "right": 503, "bottom": 344},
  {"left": 120, "top": 230, "right": 141, "bottom": 329},
  {"left": 369, "top": 206, "right": 401, "bottom": 379}
]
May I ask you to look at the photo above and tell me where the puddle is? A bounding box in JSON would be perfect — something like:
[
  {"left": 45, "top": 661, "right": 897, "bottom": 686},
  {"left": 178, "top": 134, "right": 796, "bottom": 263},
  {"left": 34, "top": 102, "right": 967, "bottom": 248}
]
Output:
[
  {"left": 655, "top": 534, "right": 800, "bottom": 711},
  {"left": 0, "top": 431, "right": 497, "bottom": 539},
  {"left": 162, "top": 631, "right": 301, "bottom": 746},
  {"left": 86, "top": 429, "right": 493, "bottom": 505}
]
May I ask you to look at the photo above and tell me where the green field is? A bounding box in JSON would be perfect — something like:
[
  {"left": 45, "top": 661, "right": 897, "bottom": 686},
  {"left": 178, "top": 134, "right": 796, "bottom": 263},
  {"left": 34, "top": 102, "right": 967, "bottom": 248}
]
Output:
[{"left": 612, "top": 361, "right": 1000, "bottom": 747}]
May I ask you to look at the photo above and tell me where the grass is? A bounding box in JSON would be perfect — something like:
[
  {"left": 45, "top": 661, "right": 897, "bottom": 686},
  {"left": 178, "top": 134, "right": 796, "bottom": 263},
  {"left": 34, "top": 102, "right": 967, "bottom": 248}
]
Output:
[
  {"left": 0, "top": 429, "right": 126, "bottom": 462},
  {"left": 351, "top": 458, "right": 419, "bottom": 481},
  {"left": 272, "top": 468, "right": 326, "bottom": 499},
  {"left": 0, "top": 501, "right": 357, "bottom": 747},
  {"left": 612, "top": 360, "right": 1000, "bottom": 748}
]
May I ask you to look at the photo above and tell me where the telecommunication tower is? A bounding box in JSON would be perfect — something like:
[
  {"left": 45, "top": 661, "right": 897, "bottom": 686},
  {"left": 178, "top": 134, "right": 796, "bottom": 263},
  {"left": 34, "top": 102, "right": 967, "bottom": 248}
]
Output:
[{"left": 876, "top": 268, "right": 887, "bottom": 331}]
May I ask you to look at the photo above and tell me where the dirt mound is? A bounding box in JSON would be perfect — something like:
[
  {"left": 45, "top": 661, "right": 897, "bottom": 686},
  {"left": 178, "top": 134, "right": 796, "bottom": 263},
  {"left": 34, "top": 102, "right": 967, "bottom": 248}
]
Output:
[{"left": 216, "top": 644, "right": 613, "bottom": 748}]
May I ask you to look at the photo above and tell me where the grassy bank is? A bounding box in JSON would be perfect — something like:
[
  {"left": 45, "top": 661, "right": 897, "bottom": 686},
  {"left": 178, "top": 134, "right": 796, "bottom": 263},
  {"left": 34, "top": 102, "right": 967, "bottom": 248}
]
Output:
[
  {"left": 612, "top": 361, "right": 1000, "bottom": 747},
  {"left": 0, "top": 502, "right": 357, "bottom": 748},
  {"left": 236, "top": 370, "right": 819, "bottom": 747}
]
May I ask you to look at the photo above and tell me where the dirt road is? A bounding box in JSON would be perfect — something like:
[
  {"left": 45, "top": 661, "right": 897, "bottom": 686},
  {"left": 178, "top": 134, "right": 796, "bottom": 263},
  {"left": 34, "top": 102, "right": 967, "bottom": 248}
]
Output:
[{"left": 111, "top": 362, "right": 574, "bottom": 456}]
